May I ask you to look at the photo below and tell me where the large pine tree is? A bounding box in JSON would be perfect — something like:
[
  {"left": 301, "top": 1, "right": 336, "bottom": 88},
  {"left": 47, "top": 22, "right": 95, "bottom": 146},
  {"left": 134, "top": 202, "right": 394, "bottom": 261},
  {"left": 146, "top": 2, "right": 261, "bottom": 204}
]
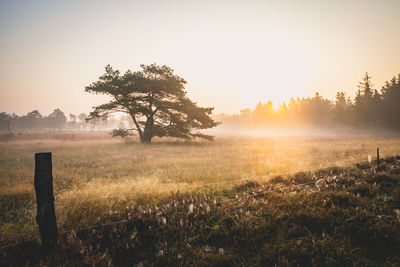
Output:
[{"left": 85, "top": 64, "right": 220, "bottom": 143}]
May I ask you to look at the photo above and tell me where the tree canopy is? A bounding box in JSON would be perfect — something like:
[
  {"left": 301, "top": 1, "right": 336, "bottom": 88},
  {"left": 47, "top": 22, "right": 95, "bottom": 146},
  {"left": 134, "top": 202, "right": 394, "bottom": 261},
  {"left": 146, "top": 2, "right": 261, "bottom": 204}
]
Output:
[{"left": 85, "top": 64, "right": 220, "bottom": 143}]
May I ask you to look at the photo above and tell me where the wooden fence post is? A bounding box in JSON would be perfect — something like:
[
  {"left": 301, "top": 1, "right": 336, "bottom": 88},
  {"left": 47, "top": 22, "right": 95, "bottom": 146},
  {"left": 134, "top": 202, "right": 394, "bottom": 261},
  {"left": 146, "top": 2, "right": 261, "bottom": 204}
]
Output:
[
  {"left": 377, "top": 148, "right": 380, "bottom": 171},
  {"left": 34, "top": 152, "right": 58, "bottom": 250}
]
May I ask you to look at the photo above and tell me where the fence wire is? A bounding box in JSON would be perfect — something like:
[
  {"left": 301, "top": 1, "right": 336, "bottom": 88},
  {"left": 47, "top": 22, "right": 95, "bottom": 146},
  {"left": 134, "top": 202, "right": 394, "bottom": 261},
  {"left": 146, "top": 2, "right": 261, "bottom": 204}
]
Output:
[
  {"left": 0, "top": 149, "right": 381, "bottom": 217},
  {"left": 0, "top": 148, "right": 397, "bottom": 217},
  {"left": 2, "top": 146, "right": 398, "bottom": 187},
  {"left": 1, "top": 149, "right": 399, "bottom": 251},
  {"left": 0, "top": 171, "right": 324, "bottom": 250}
]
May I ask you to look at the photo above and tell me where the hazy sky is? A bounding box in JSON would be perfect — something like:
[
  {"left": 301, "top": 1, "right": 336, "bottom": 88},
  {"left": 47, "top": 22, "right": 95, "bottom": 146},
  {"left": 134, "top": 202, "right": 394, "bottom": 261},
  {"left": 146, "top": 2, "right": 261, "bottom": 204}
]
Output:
[{"left": 1, "top": 0, "right": 400, "bottom": 116}]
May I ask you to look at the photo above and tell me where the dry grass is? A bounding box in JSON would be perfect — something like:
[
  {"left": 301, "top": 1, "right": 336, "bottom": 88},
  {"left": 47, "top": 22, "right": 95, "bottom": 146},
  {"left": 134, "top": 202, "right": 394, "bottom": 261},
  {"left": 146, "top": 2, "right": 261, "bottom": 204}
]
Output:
[
  {"left": 2, "top": 155, "right": 400, "bottom": 266},
  {"left": 1, "top": 132, "right": 400, "bottom": 247}
]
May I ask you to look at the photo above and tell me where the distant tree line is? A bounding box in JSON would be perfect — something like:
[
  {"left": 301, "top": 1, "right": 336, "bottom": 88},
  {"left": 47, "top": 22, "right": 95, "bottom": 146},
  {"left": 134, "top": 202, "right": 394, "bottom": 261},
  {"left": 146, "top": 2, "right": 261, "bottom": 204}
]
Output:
[
  {"left": 0, "top": 109, "right": 121, "bottom": 132},
  {"left": 217, "top": 73, "right": 400, "bottom": 131}
]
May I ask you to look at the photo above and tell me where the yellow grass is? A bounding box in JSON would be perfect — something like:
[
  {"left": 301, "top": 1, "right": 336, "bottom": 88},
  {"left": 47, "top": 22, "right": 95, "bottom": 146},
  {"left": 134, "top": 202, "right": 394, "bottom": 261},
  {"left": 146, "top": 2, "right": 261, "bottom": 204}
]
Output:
[{"left": 1, "top": 132, "right": 400, "bottom": 245}]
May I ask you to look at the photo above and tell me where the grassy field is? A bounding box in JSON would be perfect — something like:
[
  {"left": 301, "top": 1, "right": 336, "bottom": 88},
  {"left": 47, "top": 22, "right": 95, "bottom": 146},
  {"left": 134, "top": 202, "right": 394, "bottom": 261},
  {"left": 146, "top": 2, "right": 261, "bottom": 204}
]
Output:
[{"left": 1, "top": 132, "right": 400, "bottom": 265}]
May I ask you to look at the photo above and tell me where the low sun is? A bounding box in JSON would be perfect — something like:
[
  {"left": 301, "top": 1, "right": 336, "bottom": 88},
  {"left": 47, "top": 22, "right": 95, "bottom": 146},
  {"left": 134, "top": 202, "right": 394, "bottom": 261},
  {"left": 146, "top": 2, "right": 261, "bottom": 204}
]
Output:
[{"left": 272, "top": 102, "right": 280, "bottom": 111}]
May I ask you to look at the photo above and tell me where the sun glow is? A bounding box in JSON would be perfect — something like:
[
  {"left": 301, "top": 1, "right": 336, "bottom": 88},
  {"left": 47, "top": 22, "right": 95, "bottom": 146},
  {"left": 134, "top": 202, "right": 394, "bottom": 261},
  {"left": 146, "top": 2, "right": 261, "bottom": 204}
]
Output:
[
  {"left": 272, "top": 102, "right": 280, "bottom": 111},
  {"left": 0, "top": 1, "right": 400, "bottom": 116}
]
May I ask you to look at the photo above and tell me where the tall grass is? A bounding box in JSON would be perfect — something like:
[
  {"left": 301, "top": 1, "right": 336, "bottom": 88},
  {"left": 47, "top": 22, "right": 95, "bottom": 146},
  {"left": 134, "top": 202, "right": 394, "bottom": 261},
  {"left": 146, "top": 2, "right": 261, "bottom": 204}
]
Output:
[{"left": 1, "top": 132, "right": 400, "bottom": 246}]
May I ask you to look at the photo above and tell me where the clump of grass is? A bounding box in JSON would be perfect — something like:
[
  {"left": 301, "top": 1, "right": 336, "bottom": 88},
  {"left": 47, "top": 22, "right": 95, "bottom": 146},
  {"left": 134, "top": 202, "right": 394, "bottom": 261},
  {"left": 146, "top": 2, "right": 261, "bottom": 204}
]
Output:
[{"left": 268, "top": 175, "right": 289, "bottom": 185}]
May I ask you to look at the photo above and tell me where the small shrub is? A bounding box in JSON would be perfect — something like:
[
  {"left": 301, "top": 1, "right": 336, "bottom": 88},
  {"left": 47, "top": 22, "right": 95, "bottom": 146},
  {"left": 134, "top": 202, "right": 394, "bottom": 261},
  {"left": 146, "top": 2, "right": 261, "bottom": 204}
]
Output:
[
  {"left": 110, "top": 128, "right": 133, "bottom": 138},
  {"left": 269, "top": 175, "right": 288, "bottom": 185}
]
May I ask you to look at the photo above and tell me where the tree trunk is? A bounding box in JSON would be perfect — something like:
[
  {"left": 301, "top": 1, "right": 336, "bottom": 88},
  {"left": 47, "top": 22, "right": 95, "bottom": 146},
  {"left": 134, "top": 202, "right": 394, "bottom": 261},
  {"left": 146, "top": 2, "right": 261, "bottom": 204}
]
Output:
[
  {"left": 140, "top": 116, "right": 154, "bottom": 144},
  {"left": 140, "top": 134, "right": 152, "bottom": 144},
  {"left": 140, "top": 127, "right": 153, "bottom": 143}
]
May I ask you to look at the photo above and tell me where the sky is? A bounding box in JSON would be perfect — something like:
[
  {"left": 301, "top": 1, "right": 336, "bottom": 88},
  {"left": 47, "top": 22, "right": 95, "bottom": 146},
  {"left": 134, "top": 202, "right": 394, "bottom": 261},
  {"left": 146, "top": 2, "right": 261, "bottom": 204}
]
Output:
[{"left": 1, "top": 0, "right": 400, "bottom": 116}]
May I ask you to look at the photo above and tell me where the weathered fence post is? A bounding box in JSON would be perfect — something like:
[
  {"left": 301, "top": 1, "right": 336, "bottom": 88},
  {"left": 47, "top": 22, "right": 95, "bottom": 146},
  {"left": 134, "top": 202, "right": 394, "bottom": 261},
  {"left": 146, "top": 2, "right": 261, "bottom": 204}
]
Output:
[
  {"left": 377, "top": 148, "right": 380, "bottom": 171},
  {"left": 34, "top": 152, "right": 58, "bottom": 251}
]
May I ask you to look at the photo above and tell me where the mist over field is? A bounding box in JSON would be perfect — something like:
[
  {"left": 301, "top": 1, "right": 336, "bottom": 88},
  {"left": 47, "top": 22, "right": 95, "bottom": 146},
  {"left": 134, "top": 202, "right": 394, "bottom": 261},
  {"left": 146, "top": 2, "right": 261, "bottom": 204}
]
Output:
[
  {"left": 1, "top": 43, "right": 400, "bottom": 267},
  {"left": 2, "top": 0, "right": 400, "bottom": 266},
  {"left": 3, "top": 72, "right": 400, "bottom": 141}
]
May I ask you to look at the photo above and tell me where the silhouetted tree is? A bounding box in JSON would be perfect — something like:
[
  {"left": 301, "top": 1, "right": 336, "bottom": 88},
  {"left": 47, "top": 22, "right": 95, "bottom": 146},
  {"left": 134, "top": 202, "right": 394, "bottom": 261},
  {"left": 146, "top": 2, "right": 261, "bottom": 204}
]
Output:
[
  {"left": 334, "top": 92, "right": 348, "bottom": 124},
  {"left": 78, "top": 113, "right": 88, "bottom": 130},
  {"left": 354, "top": 72, "right": 375, "bottom": 127},
  {"left": 381, "top": 74, "right": 400, "bottom": 130},
  {"left": 85, "top": 64, "right": 220, "bottom": 143},
  {"left": 26, "top": 110, "right": 43, "bottom": 129},
  {"left": 68, "top": 113, "right": 77, "bottom": 129},
  {"left": 47, "top": 109, "right": 67, "bottom": 129},
  {"left": 302, "top": 92, "right": 333, "bottom": 126},
  {"left": 0, "top": 112, "right": 12, "bottom": 132}
]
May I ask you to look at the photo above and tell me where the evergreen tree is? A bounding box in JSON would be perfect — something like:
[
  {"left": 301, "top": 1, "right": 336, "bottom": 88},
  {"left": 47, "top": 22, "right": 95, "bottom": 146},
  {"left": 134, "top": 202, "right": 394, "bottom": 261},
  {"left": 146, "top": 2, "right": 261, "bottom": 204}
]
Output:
[
  {"left": 85, "top": 64, "right": 220, "bottom": 143},
  {"left": 354, "top": 72, "right": 375, "bottom": 127},
  {"left": 334, "top": 92, "right": 347, "bottom": 124}
]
